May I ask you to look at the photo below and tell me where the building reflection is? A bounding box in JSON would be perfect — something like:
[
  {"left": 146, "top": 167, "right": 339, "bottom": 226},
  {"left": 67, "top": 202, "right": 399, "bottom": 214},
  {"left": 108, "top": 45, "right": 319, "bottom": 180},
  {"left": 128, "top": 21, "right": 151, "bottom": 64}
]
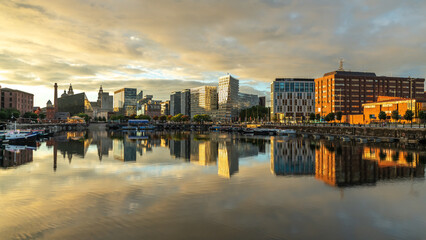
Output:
[
  {"left": 315, "top": 141, "right": 425, "bottom": 187},
  {"left": 270, "top": 137, "right": 315, "bottom": 176},
  {"left": 52, "top": 131, "right": 92, "bottom": 162},
  {"left": 0, "top": 146, "right": 34, "bottom": 168},
  {"left": 167, "top": 133, "right": 267, "bottom": 178}
]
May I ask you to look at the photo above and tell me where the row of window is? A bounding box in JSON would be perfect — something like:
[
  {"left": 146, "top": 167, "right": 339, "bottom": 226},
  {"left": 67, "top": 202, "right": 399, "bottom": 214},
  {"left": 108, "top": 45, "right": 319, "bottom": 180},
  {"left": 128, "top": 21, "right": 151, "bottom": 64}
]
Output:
[{"left": 274, "top": 82, "right": 314, "bottom": 93}]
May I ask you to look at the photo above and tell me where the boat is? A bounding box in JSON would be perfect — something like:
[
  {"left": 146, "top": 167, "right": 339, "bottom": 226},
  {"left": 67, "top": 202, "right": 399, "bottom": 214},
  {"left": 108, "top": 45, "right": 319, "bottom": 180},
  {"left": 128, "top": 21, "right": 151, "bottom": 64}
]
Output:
[
  {"left": 0, "top": 122, "right": 38, "bottom": 144},
  {"left": 242, "top": 128, "right": 255, "bottom": 135},
  {"left": 138, "top": 125, "right": 156, "bottom": 130}
]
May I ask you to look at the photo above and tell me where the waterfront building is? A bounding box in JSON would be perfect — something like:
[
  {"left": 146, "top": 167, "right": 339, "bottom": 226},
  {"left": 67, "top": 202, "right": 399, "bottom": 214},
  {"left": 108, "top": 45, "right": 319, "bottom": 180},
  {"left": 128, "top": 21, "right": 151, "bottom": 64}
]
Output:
[
  {"left": 271, "top": 78, "right": 315, "bottom": 122},
  {"left": 92, "top": 86, "right": 113, "bottom": 120},
  {"left": 136, "top": 95, "right": 153, "bottom": 115},
  {"left": 57, "top": 92, "right": 93, "bottom": 117},
  {"left": 238, "top": 92, "right": 259, "bottom": 110},
  {"left": 315, "top": 69, "right": 425, "bottom": 117},
  {"left": 0, "top": 86, "right": 34, "bottom": 116},
  {"left": 161, "top": 101, "right": 170, "bottom": 116},
  {"left": 45, "top": 100, "right": 55, "bottom": 120},
  {"left": 190, "top": 86, "right": 218, "bottom": 119},
  {"left": 137, "top": 91, "right": 144, "bottom": 101},
  {"left": 181, "top": 89, "right": 191, "bottom": 116},
  {"left": 138, "top": 100, "right": 162, "bottom": 118},
  {"left": 362, "top": 96, "right": 426, "bottom": 123},
  {"left": 113, "top": 88, "right": 137, "bottom": 116},
  {"left": 170, "top": 91, "right": 181, "bottom": 116},
  {"left": 259, "top": 96, "right": 266, "bottom": 107},
  {"left": 218, "top": 75, "right": 239, "bottom": 122}
]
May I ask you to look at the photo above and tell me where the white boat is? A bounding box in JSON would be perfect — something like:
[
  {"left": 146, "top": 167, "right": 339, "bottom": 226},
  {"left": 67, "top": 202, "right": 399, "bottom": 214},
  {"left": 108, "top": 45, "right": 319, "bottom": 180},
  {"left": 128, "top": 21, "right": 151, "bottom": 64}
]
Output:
[{"left": 0, "top": 122, "right": 38, "bottom": 142}]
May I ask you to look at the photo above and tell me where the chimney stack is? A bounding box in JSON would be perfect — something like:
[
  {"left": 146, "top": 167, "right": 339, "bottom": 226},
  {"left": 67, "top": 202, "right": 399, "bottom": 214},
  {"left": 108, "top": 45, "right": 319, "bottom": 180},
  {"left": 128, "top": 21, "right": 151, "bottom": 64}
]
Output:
[{"left": 54, "top": 83, "right": 58, "bottom": 113}]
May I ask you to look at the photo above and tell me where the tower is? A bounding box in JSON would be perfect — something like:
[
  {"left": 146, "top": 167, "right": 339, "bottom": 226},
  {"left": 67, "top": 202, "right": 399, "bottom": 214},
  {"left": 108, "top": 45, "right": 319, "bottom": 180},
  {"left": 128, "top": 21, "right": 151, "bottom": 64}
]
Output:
[{"left": 54, "top": 83, "right": 58, "bottom": 113}]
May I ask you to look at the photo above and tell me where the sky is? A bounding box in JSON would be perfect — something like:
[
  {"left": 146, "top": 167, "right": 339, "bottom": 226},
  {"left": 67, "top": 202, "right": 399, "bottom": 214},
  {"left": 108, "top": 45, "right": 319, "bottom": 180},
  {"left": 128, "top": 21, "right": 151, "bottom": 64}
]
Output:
[{"left": 1, "top": 0, "right": 426, "bottom": 107}]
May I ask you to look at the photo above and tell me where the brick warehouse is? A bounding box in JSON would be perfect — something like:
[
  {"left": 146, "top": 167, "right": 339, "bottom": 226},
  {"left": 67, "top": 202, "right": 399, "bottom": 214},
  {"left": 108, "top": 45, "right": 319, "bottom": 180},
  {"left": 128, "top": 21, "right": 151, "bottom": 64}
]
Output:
[{"left": 315, "top": 70, "right": 425, "bottom": 118}]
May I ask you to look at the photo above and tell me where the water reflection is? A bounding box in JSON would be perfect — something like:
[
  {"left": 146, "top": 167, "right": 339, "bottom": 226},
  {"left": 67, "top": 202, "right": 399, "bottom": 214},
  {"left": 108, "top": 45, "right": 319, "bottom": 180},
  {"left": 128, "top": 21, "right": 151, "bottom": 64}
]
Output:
[
  {"left": 314, "top": 141, "right": 424, "bottom": 187},
  {"left": 0, "top": 145, "right": 34, "bottom": 168},
  {"left": 1, "top": 131, "right": 425, "bottom": 183}
]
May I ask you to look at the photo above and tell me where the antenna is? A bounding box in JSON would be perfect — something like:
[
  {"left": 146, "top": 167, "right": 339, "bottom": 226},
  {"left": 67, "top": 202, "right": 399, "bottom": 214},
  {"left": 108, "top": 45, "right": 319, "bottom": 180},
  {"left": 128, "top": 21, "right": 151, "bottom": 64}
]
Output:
[{"left": 338, "top": 58, "right": 344, "bottom": 71}]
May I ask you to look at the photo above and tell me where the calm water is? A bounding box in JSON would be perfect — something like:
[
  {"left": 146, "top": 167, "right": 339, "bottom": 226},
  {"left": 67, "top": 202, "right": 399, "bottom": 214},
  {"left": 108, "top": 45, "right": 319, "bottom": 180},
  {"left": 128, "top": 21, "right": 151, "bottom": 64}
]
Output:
[{"left": 1, "top": 131, "right": 425, "bottom": 240}]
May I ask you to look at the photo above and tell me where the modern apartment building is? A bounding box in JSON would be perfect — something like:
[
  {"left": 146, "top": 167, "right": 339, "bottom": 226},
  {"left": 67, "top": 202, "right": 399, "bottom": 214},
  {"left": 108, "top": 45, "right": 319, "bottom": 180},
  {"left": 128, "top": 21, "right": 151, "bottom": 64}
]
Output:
[
  {"left": 218, "top": 75, "right": 239, "bottom": 122},
  {"left": 161, "top": 101, "right": 170, "bottom": 116},
  {"left": 113, "top": 88, "right": 137, "bottom": 116},
  {"left": 271, "top": 78, "right": 315, "bottom": 122},
  {"left": 181, "top": 89, "right": 191, "bottom": 116},
  {"left": 170, "top": 91, "right": 181, "bottom": 116},
  {"left": 190, "top": 86, "right": 218, "bottom": 119},
  {"left": 0, "top": 86, "right": 34, "bottom": 115},
  {"left": 315, "top": 70, "right": 425, "bottom": 116}
]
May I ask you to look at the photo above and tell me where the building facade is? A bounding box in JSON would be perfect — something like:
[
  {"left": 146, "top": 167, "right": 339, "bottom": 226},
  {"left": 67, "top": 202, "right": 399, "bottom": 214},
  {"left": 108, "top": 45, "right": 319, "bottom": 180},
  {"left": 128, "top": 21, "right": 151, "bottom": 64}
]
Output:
[
  {"left": 0, "top": 86, "right": 34, "bottom": 115},
  {"left": 362, "top": 96, "right": 426, "bottom": 123},
  {"left": 315, "top": 70, "right": 425, "bottom": 117},
  {"left": 114, "top": 88, "right": 137, "bottom": 116},
  {"left": 161, "top": 101, "right": 170, "bottom": 116},
  {"left": 139, "top": 100, "right": 162, "bottom": 118},
  {"left": 170, "top": 91, "right": 181, "bottom": 116},
  {"left": 271, "top": 78, "right": 315, "bottom": 122},
  {"left": 259, "top": 96, "right": 266, "bottom": 107},
  {"left": 190, "top": 86, "right": 218, "bottom": 119},
  {"left": 238, "top": 93, "right": 259, "bottom": 110},
  {"left": 218, "top": 75, "right": 239, "bottom": 122},
  {"left": 57, "top": 92, "right": 93, "bottom": 117},
  {"left": 181, "top": 89, "right": 191, "bottom": 116}
]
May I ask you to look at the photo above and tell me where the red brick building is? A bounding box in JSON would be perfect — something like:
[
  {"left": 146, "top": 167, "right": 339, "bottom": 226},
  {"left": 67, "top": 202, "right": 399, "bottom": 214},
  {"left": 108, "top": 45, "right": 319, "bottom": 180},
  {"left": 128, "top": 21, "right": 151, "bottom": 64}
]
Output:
[
  {"left": 0, "top": 86, "right": 34, "bottom": 115},
  {"left": 315, "top": 70, "right": 425, "bottom": 117}
]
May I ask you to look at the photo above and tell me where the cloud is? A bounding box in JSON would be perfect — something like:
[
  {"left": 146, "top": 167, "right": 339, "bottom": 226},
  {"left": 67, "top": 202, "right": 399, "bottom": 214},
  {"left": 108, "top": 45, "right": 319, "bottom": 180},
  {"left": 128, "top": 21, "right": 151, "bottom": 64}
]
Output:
[{"left": 1, "top": 0, "right": 426, "bottom": 107}]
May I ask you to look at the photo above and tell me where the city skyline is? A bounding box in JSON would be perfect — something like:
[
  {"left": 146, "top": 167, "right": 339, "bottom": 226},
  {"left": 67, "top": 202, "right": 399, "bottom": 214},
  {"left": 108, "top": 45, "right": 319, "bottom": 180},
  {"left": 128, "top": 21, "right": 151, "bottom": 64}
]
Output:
[{"left": 1, "top": 0, "right": 426, "bottom": 107}]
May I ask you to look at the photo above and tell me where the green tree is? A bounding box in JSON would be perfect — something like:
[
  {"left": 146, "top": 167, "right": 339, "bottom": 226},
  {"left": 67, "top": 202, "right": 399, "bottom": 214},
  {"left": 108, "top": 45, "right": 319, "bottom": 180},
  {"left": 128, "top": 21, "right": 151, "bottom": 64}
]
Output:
[
  {"left": 419, "top": 111, "right": 426, "bottom": 128},
  {"left": 167, "top": 115, "right": 173, "bottom": 121},
  {"left": 94, "top": 116, "right": 99, "bottom": 122},
  {"left": 404, "top": 110, "right": 414, "bottom": 127},
  {"left": 77, "top": 113, "right": 90, "bottom": 123},
  {"left": 23, "top": 112, "right": 38, "bottom": 119},
  {"left": 159, "top": 115, "right": 167, "bottom": 122},
  {"left": 391, "top": 110, "right": 399, "bottom": 126},
  {"left": 137, "top": 115, "right": 151, "bottom": 120},
  {"left": 309, "top": 113, "right": 315, "bottom": 121},
  {"left": 336, "top": 111, "right": 342, "bottom": 123},
  {"left": 171, "top": 113, "right": 183, "bottom": 122},
  {"left": 39, "top": 113, "right": 46, "bottom": 120},
  {"left": 315, "top": 114, "right": 321, "bottom": 121},
  {"left": 153, "top": 116, "right": 159, "bottom": 121},
  {"left": 0, "top": 111, "right": 7, "bottom": 120},
  {"left": 193, "top": 114, "right": 211, "bottom": 123},
  {"left": 325, "top": 112, "right": 335, "bottom": 122},
  {"left": 181, "top": 115, "right": 190, "bottom": 122},
  {"left": 378, "top": 111, "right": 387, "bottom": 122}
]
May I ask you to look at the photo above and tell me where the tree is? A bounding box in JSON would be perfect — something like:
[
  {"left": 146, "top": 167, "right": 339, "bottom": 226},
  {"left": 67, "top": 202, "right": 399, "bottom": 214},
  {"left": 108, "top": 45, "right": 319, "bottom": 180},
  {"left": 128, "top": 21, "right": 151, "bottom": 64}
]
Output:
[
  {"left": 23, "top": 112, "right": 38, "bottom": 120},
  {"left": 391, "top": 110, "right": 399, "bottom": 126},
  {"left": 171, "top": 113, "right": 183, "bottom": 122},
  {"left": 167, "top": 115, "right": 173, "bottom": 121},
  {"left": 94, "top": 116, "right": 99, "bottom": 122},
  {"left": 39, "top": 113, "right": 46, "bottom": 120},
  {"left": 193, "top": 114, "right": 211, "bottom": 123},
  {"left": 77, "top": 113, "right": 90, "bottom": 123},
  {"left": 239, "top": 106, "right": 269, "bottom": 122},
  {"left": 159, "top": 115, "right": 167, "bottom": 122},
  {"left": 153, "top": 116, "right": 159, "bottom": 121},
  {"left": 336, "top": 111, "right": 342, "bottom": 123},
  {"left": 404, "top": 110, "right": 414, "bottom": 127},
  {"left": 136, "top": 115, "right": 151, "bottom": 120},
  {"left": 325, "top": 112, "right": 335, "bottom": 122},
  {"left": 419, "top": 111, "right": 426, "bottom": 128},
  {"left": 181, "top": 115, "right": 190, "bottom": 122},
  {"left": 315, "top": 114, "right": 321, "bottom": 121},
  {"left": 309, "top": 113, "right": 315, "bottom": 122},
  {"left": 378, "top": 111, "right": 387, "bottom": 122},
  {"left": 0, "top": 111, "right": 8, "bottom": 120}
]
